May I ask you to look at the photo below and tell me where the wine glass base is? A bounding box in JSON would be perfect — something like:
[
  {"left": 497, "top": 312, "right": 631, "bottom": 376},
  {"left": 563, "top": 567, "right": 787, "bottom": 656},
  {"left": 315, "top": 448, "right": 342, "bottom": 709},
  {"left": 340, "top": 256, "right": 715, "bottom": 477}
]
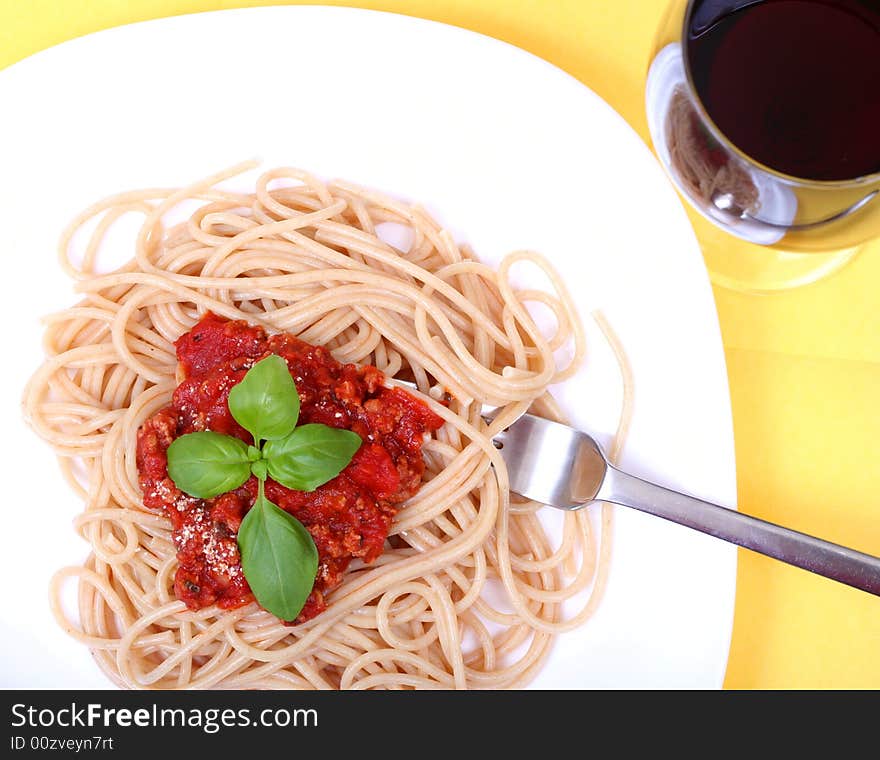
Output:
[{"left": 687, "top": 209, "right": 862, "bottom": 294}]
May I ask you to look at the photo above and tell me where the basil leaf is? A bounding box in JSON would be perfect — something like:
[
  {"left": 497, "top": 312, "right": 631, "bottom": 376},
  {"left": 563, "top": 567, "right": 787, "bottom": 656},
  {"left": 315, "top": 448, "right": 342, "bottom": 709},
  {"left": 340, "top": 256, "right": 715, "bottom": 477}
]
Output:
[
  {"left": 228, "top": 355, "right": 300, "bottom": 444},
  {"left": 166, "top": 431, "right": 251, "bottom": 499},
  {"left": 264, "top": 423, "right": 362, "bottom": 492},
  {"left": 237, "top": 484, "right": 318, "bottom": 621},
  {"left": 251, "top": 459, "right": 268, "bottom": 481}
]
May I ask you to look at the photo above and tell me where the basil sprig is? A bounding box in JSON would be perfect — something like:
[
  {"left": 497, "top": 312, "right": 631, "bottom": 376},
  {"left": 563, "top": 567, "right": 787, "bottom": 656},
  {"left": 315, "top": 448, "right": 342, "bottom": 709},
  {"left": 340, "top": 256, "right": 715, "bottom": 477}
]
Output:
[{"left": 165, "top": 354, "right": 362, "bottom": 620}]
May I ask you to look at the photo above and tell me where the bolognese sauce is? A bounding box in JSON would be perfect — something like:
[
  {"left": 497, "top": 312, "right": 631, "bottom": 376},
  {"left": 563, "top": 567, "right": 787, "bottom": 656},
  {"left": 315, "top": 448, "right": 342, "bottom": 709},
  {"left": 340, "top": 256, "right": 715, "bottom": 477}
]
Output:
[{"left": 136, "top": 313, "right": 443, "bottom": 623}]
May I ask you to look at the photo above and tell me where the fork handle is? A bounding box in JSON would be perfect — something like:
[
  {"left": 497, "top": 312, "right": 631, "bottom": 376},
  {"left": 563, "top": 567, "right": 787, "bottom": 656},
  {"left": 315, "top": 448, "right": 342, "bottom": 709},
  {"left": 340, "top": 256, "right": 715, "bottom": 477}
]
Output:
[{"left": 598, "top": 465, "right": 880, "bottom": 595}]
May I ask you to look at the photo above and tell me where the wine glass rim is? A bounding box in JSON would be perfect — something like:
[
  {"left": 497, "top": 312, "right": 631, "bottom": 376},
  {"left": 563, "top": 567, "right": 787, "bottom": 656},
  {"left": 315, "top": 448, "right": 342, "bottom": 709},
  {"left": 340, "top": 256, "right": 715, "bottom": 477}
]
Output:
[{"left": 680, "top": 0, "right": 880, "bottom": 187}]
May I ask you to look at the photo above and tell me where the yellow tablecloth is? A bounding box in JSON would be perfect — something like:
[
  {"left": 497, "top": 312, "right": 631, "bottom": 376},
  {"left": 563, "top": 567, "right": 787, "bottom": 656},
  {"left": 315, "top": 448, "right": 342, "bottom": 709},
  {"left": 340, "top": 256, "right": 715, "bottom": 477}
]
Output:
[{"left": 3, "top": 0, "right": 877, "bottom": 689}]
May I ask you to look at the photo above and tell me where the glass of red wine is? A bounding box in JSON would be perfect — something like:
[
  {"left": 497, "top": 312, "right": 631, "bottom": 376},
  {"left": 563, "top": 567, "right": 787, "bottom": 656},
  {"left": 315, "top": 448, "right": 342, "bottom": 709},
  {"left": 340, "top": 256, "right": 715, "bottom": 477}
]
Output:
[{"left": 646, "top": 0, "right": 880, "bottom": 291}]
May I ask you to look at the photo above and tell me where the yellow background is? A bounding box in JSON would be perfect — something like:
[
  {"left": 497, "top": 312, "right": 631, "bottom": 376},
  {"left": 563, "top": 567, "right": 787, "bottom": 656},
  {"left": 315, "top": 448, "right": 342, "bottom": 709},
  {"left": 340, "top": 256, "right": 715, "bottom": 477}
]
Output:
[{"left": 2, "top": 0, "right": 878, "bottom": 689}]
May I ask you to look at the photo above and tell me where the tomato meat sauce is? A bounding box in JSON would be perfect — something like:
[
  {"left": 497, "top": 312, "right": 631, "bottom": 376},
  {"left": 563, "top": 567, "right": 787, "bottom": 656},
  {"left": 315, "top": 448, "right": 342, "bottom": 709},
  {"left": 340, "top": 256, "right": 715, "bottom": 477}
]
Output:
[{"left": 136, "top": 313, "right": 443, "bottom": 623}]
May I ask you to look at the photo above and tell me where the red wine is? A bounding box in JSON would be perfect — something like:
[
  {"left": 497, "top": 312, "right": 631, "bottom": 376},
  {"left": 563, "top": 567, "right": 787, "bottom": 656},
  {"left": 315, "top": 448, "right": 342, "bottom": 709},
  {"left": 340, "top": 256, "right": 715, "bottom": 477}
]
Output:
[{"left": 686, "top": 0, "right": 880, "bottom": 181}]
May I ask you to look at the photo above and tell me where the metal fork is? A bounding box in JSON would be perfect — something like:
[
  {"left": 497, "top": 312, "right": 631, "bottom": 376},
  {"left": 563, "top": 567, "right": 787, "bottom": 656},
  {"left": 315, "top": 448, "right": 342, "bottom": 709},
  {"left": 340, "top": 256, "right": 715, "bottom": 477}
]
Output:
[{"left": 492, "top": 413, "right": 880, "bottom": 596}]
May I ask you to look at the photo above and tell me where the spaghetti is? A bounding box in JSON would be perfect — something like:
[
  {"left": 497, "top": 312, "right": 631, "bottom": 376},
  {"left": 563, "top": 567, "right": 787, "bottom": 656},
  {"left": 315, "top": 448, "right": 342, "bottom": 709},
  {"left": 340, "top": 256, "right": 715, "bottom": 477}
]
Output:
[{"left": 23, "top": 164, "right": 631, "bottom": 689}]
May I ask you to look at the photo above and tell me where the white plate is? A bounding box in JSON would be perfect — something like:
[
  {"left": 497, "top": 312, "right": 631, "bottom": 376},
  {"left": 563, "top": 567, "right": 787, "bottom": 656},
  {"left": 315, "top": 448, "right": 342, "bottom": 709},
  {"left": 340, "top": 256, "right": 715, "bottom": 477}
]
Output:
[{"left": 0, "top": 6, "right": 736, "bottom": 689}]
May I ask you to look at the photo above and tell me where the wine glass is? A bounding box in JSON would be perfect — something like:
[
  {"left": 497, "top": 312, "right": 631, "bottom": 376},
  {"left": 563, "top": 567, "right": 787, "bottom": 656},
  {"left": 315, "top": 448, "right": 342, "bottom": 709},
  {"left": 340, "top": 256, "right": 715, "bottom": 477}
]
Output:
[{"left": 645, "top": 0, "right": 880, "bottom": 292}]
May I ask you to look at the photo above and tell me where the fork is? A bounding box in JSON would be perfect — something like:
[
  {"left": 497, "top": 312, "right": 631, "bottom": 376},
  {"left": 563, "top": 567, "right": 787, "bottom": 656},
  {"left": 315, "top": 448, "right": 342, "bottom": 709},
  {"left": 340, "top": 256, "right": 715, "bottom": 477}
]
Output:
[{"left": 491, "top": 413, "right": 880, "bottom": 596}]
